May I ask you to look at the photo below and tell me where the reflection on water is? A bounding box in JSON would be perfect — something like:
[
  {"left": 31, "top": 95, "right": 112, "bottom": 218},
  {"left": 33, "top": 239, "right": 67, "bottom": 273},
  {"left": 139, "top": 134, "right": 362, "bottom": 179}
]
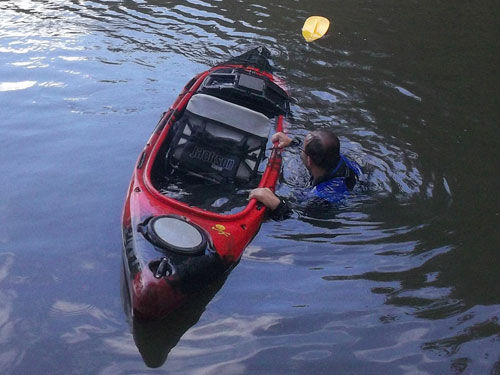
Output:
[
  {"left": 0, "top": 254, "right": 18, "bottom": 374},
  {"left": 1, "top": 0, "right": 499, "bottom": 373},
  {"left": 127, "top": 274, "right": 227, "bottom": 368}
]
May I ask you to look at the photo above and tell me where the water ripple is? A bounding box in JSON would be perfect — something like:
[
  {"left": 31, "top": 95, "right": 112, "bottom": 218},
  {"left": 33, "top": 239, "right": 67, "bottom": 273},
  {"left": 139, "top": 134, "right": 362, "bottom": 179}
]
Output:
[
  {"left": 0, "top": 81, "right": 37, "bottom": 92},
  {"left": 1, "top": 0, "right": 498, "bottom": 373},
  {"left": 49, "top": 300, "right": 109, "bottom": 320}
]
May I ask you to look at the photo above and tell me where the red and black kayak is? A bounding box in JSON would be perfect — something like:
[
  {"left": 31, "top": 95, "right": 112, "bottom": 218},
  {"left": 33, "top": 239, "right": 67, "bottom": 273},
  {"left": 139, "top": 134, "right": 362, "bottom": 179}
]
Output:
[{"left": 121, "top": 47, "right": 290, "bottom": 319}]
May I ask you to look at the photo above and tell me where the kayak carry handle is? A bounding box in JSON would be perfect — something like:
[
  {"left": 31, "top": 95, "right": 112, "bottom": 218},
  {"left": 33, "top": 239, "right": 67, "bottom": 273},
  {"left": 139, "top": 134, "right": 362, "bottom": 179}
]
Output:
[{"left": 154, "top": 257, "right": 173, "bottom": 279}]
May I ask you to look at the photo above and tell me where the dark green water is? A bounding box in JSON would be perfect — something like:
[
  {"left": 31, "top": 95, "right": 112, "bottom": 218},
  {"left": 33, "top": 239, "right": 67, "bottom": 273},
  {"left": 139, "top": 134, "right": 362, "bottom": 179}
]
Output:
[{"left": 0, "top": 0, "right": 498, "bottom": 373}]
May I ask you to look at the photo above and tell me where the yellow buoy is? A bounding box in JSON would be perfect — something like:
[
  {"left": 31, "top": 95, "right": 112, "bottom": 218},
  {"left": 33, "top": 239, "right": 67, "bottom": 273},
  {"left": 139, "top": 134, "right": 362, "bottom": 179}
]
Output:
[{"left": 302, "top": 16, "right": 330, "bottom": 42}]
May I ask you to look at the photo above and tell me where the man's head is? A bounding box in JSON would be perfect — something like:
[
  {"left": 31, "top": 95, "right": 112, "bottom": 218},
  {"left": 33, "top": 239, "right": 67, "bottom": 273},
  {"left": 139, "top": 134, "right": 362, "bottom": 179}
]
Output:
[{"left": 302, "top": 129, "right": 341, "bottom": 173}]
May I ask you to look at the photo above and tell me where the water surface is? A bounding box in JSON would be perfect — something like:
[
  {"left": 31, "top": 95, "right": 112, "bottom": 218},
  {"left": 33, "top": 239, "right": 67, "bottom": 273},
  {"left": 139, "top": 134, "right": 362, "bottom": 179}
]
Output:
[{"left": 0, "top": 0, "right": 499, "bottom": 374}]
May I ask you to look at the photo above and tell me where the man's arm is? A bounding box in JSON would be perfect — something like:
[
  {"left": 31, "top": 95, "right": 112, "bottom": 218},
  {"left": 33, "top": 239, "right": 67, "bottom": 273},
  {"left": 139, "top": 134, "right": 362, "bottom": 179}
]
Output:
[
  {"left": 249, "top": 131, "right": 292, "bottom": 210},
  {"left": 249, "top": 188, "right": 281, "bottom": 209},
  {"left": 249, "top": 188, "right": 293, "bottom": 221},
  {"left": 247, "top": 132, "right": 294, "bottom": 220}
]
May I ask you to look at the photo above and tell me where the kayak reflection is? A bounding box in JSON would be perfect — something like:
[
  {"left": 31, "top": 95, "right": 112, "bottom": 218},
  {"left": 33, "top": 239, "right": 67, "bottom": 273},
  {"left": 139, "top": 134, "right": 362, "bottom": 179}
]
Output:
[{"left": 122, "top": 264, "right": 227, "bottom": 368}]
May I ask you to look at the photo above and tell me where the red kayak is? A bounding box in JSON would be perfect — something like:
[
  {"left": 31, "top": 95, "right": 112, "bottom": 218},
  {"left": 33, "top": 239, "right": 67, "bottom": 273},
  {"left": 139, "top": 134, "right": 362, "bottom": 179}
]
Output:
[{"left": 121, "top": 47, "right": 290, "bottom": 319}]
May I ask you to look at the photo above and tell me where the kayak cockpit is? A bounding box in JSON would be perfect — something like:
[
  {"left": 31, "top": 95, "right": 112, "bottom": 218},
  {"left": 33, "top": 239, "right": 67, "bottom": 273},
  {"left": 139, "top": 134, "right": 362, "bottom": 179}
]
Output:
[{"left": 150, "top": 93, "right": 277, "bottom": 214}]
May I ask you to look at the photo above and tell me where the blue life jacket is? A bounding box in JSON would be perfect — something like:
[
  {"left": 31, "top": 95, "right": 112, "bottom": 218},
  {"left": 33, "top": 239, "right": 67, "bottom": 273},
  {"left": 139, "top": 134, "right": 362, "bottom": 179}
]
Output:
[
  {"left": 299, "top": 155, "right": 362, "bottom": 204},
  {"left": 270, "top": 154, "right": 362, "bottom": 220}
]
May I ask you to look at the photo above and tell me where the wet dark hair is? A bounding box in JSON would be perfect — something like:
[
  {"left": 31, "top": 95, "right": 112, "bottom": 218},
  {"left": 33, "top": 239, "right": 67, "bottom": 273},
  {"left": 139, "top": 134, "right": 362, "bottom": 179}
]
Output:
[{"left": 304, "top": 129, "right": 340, "bottom": 171}]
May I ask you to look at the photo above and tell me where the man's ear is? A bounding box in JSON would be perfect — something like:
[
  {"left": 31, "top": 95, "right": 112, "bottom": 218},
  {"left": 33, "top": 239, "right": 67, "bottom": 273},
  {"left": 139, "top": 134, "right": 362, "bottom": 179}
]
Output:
[{"left": 305, "top": 155, "right": 312, "bottom": 168}]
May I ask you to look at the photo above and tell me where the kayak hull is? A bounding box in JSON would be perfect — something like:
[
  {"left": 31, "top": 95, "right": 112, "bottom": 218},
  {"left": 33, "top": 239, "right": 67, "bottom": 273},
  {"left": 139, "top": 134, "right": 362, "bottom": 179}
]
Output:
[{"left": 121, "top": 47, "right": 289, "bottom": 319}]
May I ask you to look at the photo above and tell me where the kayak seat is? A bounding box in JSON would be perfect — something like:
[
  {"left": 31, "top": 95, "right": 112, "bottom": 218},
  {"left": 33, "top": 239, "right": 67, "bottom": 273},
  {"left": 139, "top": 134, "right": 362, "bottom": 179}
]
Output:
[{"left": 166, "top": 94, "right": 271, "bottom": 183}]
